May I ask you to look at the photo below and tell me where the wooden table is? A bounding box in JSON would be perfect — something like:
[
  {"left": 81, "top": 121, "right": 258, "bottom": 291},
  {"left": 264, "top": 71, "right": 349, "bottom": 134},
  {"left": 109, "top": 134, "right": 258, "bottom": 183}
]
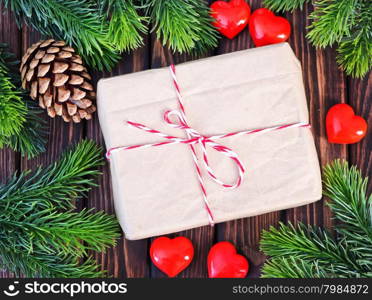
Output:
[{"left": 1, "top": 1, "right": 370, "bottom": 278}]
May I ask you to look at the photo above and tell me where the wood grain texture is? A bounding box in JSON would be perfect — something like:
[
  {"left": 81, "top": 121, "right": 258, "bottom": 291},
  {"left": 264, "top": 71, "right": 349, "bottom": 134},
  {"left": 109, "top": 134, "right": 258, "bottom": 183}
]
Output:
[
  {"left": 0, "top": 3, "right": 21, "bottom": 279},
  {"left": 348, "top": 74, "right": 372, "bottom": 195},
  {"left": 0, "top": 1, "right": 370, "bottom": 279},
  {"left": 87, "top": 38, "right": 152, "bottom": 278},
  {"left": 283, "top": 4, "right": 347, "bottom": 230}
]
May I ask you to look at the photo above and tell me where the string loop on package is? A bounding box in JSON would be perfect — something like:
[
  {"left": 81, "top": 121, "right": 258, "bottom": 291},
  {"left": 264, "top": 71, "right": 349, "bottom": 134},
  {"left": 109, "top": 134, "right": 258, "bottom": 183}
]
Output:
[{"left": 106, "top": 64, "right": 311, "bottom": 226}]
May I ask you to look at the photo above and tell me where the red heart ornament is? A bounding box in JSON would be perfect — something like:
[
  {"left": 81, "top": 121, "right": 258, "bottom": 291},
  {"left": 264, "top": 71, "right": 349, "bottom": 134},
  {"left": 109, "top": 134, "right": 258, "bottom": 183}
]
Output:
[
  {"left": 208, "top": 241, "right": 249, "bottom": 278},
  {"left": 150, "top": 237, "right": 194, "bottom": 277},
  {"left": 249, "top": 8, "right": 291, "bottom": 46},
  {"left": 210, "top": 0, "right": 251, "bottom": 39},
  {"left": 326, "top": 104, "right": 367, "bottom": 144}
]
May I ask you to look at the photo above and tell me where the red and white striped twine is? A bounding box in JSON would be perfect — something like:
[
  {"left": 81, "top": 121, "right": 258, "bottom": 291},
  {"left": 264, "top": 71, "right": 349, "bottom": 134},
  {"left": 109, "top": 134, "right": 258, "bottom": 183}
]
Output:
[{"left": 106, "top": 64, "right": 311, "bottom": 226}]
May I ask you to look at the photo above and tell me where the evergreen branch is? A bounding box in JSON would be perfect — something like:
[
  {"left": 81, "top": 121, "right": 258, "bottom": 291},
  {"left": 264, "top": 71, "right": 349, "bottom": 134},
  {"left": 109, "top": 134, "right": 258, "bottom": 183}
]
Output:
[
  {"left": 260, "top": 161, "right": 372, "bottom": 278},
  {"left": 1, "top": 0, "right": 120, "bottom": 71},
  {"left": 0, "top": 43, "right": 47, "bottom": 157},
  {"left": 260, "top": 222, "right": 368, "bottom": 277},
  {"left": 261, "top": 257, "right": 328, "bottom": 278},
  {"left": 0, "top": 63, "right": 26, "bottom": 146},
  {"left": 1, "top": 208, "right": 119, "bottom": 258},
  {"left": 0, "top": 43, "right": 19, "bottom": 82},
  {"left": 190, "top": 0, "right": 220, "bottom": 54},
  {"left": 307, "top": 0, "right": 358, "bottom": 48},
  {"left": 6, "top": 98, "right": 47, "bottom": 158},
  {"left": 99, "top": 0, "right": 148, "bottom": 52},
  {"left": 144, "top": 0, "right": 219, "bottom": 54},
  {"left": 0, "top": 243, "right": 106, "bottom": 278},
  {"left": 336, "top": 0, "right": 372, "bottom": 77},
  {"left": 0, "top": 140, "right": 103, "bottom": 211},
  {"left": 323, "top": 160, "right": 372, "bottom": 268},
  {"left": 263, "top": 0, "right": 310, "bottom": 12},
  {"left": 0, "top": 140, "right": 120, "bottom": 277},
  {"left": 262, "top": 0, "right": 371, "bottom": 77}
]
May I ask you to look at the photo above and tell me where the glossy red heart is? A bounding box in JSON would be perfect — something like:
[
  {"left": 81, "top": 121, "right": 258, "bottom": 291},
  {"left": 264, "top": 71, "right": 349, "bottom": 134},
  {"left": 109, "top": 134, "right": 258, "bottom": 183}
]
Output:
[
  {"left": 208, "top": 241, "right": 249, "bottom": 278},
  {"left": 150, "top": 237, "right": 194, "bottom": 277},
  {"left": 326, "top": 104, "right": 367, "bottom": 144},
  {"left": 249, "top": 8, "right": 291, "bottom": 46},
  {"left": 210, "top": 0, "right": 251, "bottom": 39}
]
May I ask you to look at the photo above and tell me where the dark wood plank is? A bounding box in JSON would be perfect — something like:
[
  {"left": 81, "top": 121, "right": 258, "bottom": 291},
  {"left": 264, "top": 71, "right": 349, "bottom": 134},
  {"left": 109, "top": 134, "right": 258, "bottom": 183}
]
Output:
[
  {"left": 86, "top": 42, "right": 151, "bottom": 278},
  {"left": 0, "top": 3, "right": 21, "bottom": 279},
  {"left": 348, "top": 74, "right": 371, "bottom": 194},
  {"left": 283, "top": 4, "right": 347, "bottom": 230},
  {"left": 214, "top": 0, "right": 279, "bottom": 278},
  {"left": 149, "top": 38, "right": 215, "bottom": 278}
]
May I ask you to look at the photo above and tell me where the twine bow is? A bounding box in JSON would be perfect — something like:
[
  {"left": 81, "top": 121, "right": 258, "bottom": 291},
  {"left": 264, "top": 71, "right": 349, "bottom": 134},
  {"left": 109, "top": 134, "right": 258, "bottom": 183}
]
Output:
[{"left": 106, "top": 64, "right": 310, "bottom": 225}]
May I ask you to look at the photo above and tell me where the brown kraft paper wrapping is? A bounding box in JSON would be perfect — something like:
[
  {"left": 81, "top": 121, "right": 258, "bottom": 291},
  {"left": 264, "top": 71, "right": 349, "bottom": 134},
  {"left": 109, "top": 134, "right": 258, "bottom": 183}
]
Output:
[{"left": 97, "top": 43, "right": 322, "bottom": 240}]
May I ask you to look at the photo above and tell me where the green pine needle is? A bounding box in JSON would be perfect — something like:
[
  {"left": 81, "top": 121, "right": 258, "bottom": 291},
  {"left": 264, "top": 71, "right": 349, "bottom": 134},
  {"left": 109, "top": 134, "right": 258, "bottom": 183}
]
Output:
[
  {"left": 336, "top": 0, "right": 372, "bottom": 78},
  {"left": 0, "top": 140, "right": 104, "bottom": 211},
  {"left": 263, "top": 0, "right": 310, "bottom": 12},
  {"left": 144, "top": 0, "right": 219, "bottom": 54},
  {"left": 260, "top": 160, "right": 372, "bottom": 278},
  {"left": 0, "top": 64, "right": 26, "bottom": 146},
  {"left": 307, "top": 0, "right": 358, "bottom": 48},
  {"left": 261, "top": 257, "right": 327, "bottom": 278},
  {"left": 1, "top": 0, "right": 120, "bottom": 71},
  {"left": 6, "top": 98, "right": 47, "bottom": 158},
  {"left": 323, "top": 160, "right": 372, "bottom": 268},
  {"left": 0, "top": 244, "right": 108, "bottom": 277},
  {"left": 0, "top": 43, "right": 47, "bottom": 158},
  {"left": 260, "top": 222, "right": 366, "bottom": 277},
  {"left": 99, "top": 0, "right": 148, "bottom": 52},
  {"left": 0, "top": 140, "right": 120, "bottom": 277},
  {"left": 2, "top": 208, "right": 119, "bottom": 258},
  {"left": 264, "top": 0, "right": 371, "bottom": 78}
]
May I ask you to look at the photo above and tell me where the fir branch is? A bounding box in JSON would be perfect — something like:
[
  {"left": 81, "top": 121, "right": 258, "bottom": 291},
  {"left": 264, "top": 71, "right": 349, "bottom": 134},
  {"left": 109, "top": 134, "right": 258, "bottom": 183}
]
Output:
[
  {"left": 6, "top": 98, "right": 47, "bottom": 158},
  {"left": 263, "top": 0, "right": 371, "bottom": 77},
  {"left": 1, "top": 208, "right": 119, "bottom": 258},
  {"left": 0, "top": 140, "right": 120, "bottom": 278},
  {"left": 336, "top": 0, "right": 372, "bottom": 77},
  {"left": 1, "top": 0, "right": 120, "bottom": 71},
  {"left": 0, "top": 140, "right": 103, "bottom": 211},
  {"left": 263, "top": 0, "right": 310, "bottom": 12},
  {"left": 323, "top": 160, "right": 372, "bottom": 269},
  {"left": 99, "top": 0, "right": 148, "bottom": 52},
  {"left": 307, "top": 0, "right": 358, "bottom": 48},
  {"left": 144, "top": 0, "right": 219, "bottom": 54},
  {"left": 260, "top": 222, "right": 368, "bottom": 277},
  {"left": 260, "top": 161, "right": 372, "bottom": 278},
  {"left": 261, "top": 257, "right": 328, "bottom": 278},
  {"left": 0, "top": 43, "right": 47, "bottom": 157},
  {"left": 0, "top": 243, "right": 107, "bottom": 278},
  {"left": 0, "top": 63, "right": 26, "bottom": 146},
  {"left": 0, "top": 44, "right": 19, "bottom": 82}
]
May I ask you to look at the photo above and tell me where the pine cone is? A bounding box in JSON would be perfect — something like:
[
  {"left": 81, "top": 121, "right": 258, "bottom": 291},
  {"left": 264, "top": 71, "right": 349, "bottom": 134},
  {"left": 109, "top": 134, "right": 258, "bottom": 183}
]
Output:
[{"left": 20, "top": 39, "right": 96, "bottom": 123}]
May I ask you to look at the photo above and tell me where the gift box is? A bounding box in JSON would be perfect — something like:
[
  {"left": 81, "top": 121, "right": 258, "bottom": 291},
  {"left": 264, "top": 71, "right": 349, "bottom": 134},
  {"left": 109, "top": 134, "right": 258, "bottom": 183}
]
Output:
[{"left": 97, "top": 43, "right": 322, "bottom": 240}]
